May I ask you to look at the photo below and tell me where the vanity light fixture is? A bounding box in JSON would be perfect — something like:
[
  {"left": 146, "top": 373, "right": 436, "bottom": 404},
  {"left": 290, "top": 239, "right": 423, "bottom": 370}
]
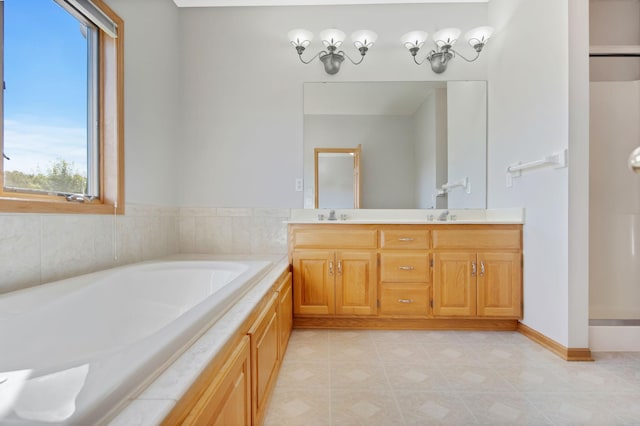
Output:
[
  {"left": 401, "top": 26, "right": 494, "bottom": 73},
  {"left": 288, "top": 28, "right": 377, "bottom": 75},
  {"left": 630, "top": 146, "right": 640, "bottom": 174}
]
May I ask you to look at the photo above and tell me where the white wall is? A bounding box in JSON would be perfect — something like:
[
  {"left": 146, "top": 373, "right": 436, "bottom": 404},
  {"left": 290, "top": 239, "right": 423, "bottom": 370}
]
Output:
[
  {"left": 414, "top": 93, "right": 438, "bottom": 208},
  {"left": 304, "top": 115, "right": 415, "bottom": 208},
  {"left": 487, "top": 0, "right": 576, "bottom": 346},
  {"left": 567, "top": 0, "right": 590, "bottom": 349},
  {"left": 413, "top": 89, "right": 448, "bottom": 209},
  {"left": 447, "top": 80, "right": 487, "bottom": 208},
  {"left": 176, "top": 3, "right": 489, "bottom": 208},
  {"left": 106, "top": 0, "right": 181, "bottom": 206}
]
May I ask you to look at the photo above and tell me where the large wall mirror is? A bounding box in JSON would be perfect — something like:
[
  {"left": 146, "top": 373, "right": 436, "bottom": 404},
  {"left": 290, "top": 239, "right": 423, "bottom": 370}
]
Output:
[{"left": 303, "top": 81, "right": 487, "bottom": 209}]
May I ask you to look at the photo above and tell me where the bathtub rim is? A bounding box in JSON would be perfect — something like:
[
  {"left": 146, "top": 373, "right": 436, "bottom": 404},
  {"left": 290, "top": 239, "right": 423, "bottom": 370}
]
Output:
[{"left": 104, "top": 253, "right": 289, "bottom": 426}]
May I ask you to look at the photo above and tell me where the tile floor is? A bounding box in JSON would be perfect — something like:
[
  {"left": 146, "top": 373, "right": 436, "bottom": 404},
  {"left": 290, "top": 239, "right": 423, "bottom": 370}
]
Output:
[{"left": 264, "top": 329, "right": 640, "bottom": 425}]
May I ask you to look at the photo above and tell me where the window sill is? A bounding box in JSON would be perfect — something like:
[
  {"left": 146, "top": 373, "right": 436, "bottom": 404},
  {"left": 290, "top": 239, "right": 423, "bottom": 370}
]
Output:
[{"left": 0, "top": 196, "right": 124, "bottom": 215}]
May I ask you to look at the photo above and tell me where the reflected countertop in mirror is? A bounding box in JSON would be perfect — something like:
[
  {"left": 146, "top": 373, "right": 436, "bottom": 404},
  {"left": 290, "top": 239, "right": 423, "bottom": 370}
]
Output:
[{"left": 303, "top": 81, "right": 487, "bottom": 210}]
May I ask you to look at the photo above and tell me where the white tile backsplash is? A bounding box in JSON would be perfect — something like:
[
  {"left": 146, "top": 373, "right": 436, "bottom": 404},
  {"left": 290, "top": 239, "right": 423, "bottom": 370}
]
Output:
[
  {"left": 1, "top": 205, "right": 290, "bottom": 294},
  {"left": 179, "top": 207, "right": 290, "bottom": 255},
  {"left": 0, "top": 204, "right": 180, "bottom": 294},
  {"left": 41, "top": 215, "right": 104, "bottom": 283},
  {"left": 0, "top": 215, "right": 42, "bottom": 293}
]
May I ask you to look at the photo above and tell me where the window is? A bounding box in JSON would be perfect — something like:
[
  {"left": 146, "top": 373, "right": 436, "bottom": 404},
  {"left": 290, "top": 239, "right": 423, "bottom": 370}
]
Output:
[{"left": 0, "top": 0, "right": 123, "bottom": 214}]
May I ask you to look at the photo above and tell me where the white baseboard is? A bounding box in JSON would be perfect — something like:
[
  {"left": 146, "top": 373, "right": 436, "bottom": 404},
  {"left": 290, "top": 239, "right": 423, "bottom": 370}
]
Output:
[{"left": 589, "top": 326, "right": 640, "bottom": 351}]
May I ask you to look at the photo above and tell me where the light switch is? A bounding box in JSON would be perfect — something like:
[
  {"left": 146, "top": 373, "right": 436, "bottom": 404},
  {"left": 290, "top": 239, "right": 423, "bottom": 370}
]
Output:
[{"left": 295, "top": 178, "right": 303, "bottom": 192}]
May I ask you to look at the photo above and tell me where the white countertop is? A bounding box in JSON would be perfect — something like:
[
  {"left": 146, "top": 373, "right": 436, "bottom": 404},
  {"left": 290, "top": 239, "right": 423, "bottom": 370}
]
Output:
[
  {"left": 285, "top": 208, "right": 524, "bottom": 225},
  {"left": 108, "top": 254, "right": 290, "bottom": 426}
]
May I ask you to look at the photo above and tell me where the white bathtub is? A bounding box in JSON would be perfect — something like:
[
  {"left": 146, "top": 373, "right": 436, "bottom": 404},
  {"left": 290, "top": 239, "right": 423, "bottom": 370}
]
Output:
[{"left": 0, "top": 258, "right": 273, "bottom": 425}]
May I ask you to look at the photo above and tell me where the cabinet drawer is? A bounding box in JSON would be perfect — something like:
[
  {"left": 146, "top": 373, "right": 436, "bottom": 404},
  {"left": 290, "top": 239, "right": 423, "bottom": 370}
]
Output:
[
  {"left": 291, "top": 228, "right": 377, "bottom": 249},
  {"left": 380, "top": 229, "right": 430, "bottom": 249},
  {"left": 380, "top": 253, "right": 429, "bottom": 282},
  {"left": 380, "top": 285, "right": 429, "bottom": 316},
  {"left": 432, "top": 229, "right": 521, "bottom": 250}
]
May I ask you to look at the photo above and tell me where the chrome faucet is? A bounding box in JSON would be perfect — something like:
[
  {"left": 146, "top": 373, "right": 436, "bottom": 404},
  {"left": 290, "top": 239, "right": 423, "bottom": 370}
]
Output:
[
  {"left": 438, "top": 210, "right": 449, "bottom": 221},
  {"left": 328, "top": 209, "right": 337, "bottom": 221}
]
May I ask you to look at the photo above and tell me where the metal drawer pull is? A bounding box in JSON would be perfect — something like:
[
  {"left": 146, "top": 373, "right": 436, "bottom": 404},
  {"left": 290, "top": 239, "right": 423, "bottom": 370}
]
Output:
[
  {"left": 480, "top": 260, "right": 485, "bottom": 276},
  {"left": 398, "top": 299, "right": 414, "bottom": 303},
  {"left": 338, "top": 260, "right": 342, "bottom": 274},
  {"left": 398, "top": 265, "right": 415, "bottom": 271},
  {"left": 329, "top": 261, "right": 334, "bottom": 275},
  {"left": 398, "top": 237, "right": 414, "bottom": 241},
  {"left": 471, "top": 261, "right": 477, "bottom": 276}
]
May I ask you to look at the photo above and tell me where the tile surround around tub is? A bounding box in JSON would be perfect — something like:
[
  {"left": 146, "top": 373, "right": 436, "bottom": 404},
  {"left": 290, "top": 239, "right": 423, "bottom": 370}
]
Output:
[
  {"left": 0, "top": 204, "right": 180, "bottom": 294},
  {"left": 0, "top": 205, "right": 288, "bottom": 294},
  {"left": 178, "top": 207, "right": 290, "bottom": 255}
]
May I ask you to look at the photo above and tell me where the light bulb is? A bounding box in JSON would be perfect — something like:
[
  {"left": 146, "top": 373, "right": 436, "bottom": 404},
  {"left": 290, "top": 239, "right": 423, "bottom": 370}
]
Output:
[
  {"left": 465, "top": 26, "right": 494, "bottom": 49},
  {"left": 351, "top": 30, "right": 378, "bottom": 49},
  {"left": 433, "top": 28, "right": 461, "bottom": 48},
  {"left": 319, "top": 28, "right": 345, "bottom": 48},
  {"left": 287, "top": 29, "right": 313, "bottom": 48},
  {"left": 400, "top": 31, "right": 428, "bottom": 50}
]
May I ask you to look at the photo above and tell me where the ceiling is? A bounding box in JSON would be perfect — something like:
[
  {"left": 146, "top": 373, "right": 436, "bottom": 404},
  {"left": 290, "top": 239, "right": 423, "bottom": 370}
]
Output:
[{"left": 173, "top": 0, "right": 487, "bottom": 7}]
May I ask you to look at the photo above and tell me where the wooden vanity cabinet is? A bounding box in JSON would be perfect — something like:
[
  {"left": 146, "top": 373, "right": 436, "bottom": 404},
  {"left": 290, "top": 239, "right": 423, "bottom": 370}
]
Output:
[
  {"left": 432, "top": 228, "right": 522, "bottom": 319},
  {"left": 289, "top": 223, "right": 523, "bottom": 326},
  {"left": 290, "top": 225, "right": 378, "bottom": 316},
  {"left": 378, "top": 227, "right": 431, "bottom": 317}
]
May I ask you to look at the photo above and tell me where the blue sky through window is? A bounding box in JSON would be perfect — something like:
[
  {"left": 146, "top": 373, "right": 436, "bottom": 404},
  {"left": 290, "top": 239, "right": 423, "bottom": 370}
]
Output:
[{"left": 4, "top": 0, "right": 88, "bottom": 175}]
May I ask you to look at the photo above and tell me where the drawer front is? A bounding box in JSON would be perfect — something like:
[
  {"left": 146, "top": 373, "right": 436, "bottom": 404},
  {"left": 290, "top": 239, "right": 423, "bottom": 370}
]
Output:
[
  {"left": 380, "top": 229, "right": 430, "bottom": 250},
  {"left": 380, "top": 285, "right": 429, "bottom": 316},
  {"left": 432, "top": 229, "right": 521, "bottom": 250},
  {"left": 380, "top": 253, "right": 430, "bottom": 282},
  {"left": 291, "top": 228, "right": 378, "bottom": 249}
]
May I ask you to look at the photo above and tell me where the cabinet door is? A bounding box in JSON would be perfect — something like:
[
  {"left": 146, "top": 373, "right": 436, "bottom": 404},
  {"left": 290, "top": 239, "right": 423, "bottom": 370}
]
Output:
[
  {"left": 335, "top": 251, "right": 377, "bottom": 316},
  {"left": 292, "top": 251, "right": 335, "bottom": 315},
  {"left": 477, "top": 252, "right": 522, "bottom": 318},
  {"left": 277, "top": 273, "right": 293, "bottom": 355},
  {"left": 249, "top": 293, "right": 280, "bottom": 426},
  {"left": 433, "top": 252, "right": 477, "bottom": 317},
  {"left": 183, "top": 336, "right": 251, "bottom": 426}
]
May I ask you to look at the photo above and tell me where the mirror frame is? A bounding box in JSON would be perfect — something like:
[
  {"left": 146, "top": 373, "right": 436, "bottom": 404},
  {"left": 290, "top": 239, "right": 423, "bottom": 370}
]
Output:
[{"left": 314, "top": 145, "right": 361, "bottom": 208}]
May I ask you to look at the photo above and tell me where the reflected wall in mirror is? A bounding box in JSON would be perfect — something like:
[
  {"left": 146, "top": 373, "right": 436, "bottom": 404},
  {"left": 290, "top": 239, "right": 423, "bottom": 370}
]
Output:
[
  {"left": 303, "top": 81, "right": 487, "bottom": 209},
  {"left": 315, "top": 145, "right": 361, "bottom": 208}
]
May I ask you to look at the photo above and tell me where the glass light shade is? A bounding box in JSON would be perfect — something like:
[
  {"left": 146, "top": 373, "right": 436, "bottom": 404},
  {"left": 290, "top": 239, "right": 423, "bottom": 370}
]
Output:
[
  {"left": 465, "top": 26, "right": 494, "bottom": 46},
  {"left": 400, "top": 31, "right": 428, "bottom": 50},
  {"left": 433, "top": 28, "right": 461, "bottom": 47},
  {"left": 351, "top": 30, "right": 378, "bottom": 48},
  {"left": 630, "top": 146, "right": 640, "bottom": 174},
  {"left": 288, "top": 29, "right": 313, "bottom": 47},
  {"left": 319, "top": 28, "right": 346, "bottom": 48}
]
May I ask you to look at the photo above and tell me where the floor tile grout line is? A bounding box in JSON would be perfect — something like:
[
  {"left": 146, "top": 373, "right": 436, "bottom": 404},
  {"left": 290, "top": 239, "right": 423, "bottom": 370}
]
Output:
[
  {"left": 433, "top": 354, "right": 482, "bottom": 425},
  {"left": 373, "top": 332, "right": 408, "bottom": 426},
  {"left": 517, "top": 391, "right": 560, "bottom": 426},
  {"left": 490, "top": 363, "right": 559, "bottom": 425}
]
